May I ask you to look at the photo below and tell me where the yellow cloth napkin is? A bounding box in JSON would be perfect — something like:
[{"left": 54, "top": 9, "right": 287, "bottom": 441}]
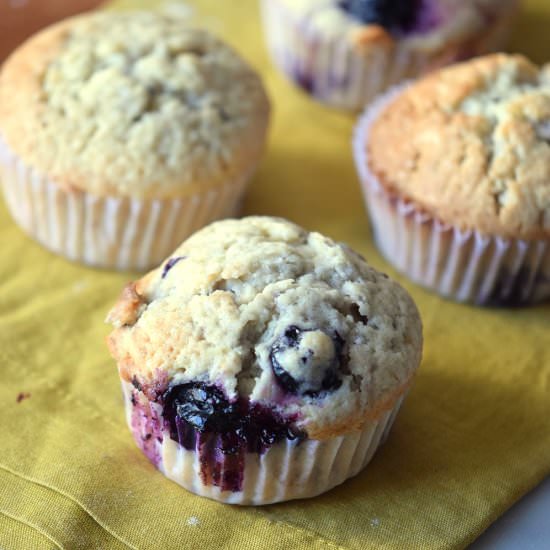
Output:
[{"left": 1, "top": 1, "right": 549, "bottom": 548}]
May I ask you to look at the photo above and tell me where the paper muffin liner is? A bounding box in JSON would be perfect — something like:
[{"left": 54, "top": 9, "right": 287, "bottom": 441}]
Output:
[
  {"left": 0, "top": 136, "right": 251, "bottom": 271},
  {"left": 122, "top": 380, "right": 407, "bottom": 505},
  {"left": 353, "top": 86, "right": 550, "bottom": 306},
  {"left": 260, "top": 0, "right": 518, "bottom": 111}
]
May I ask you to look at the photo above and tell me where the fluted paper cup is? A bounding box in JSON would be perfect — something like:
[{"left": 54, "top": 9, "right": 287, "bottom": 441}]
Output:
[
  {"left": 260, "top": 0, "right": 519, "bottom": 111},
  {"left": 122, "top": 380, "right": 406, "bottom": 505},
  {"left": 353, "top": 87, "right": 550, "bottom": 306},
  {"left": 0, "top": 135, "right": 251, "bottom": 271}
]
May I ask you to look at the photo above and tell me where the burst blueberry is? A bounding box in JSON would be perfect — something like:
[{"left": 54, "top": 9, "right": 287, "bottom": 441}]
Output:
[
  {"left": 270, "top": 326, "right": 301, "bottom": 393},
  {"left": 270, "top": 326, "right": 344, "bottom": 397},
  {"left": 339, "top": 0, "right": 421, "bottom": 32},
  {"left": 163, "top": 382, "right": 303, "bottom": 454},
  {"left": 163, "top": 382, "right": 237, "bottom": 433}
]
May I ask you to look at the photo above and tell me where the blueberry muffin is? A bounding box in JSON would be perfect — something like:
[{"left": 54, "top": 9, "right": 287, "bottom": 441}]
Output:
[
  {"left": 354, "top": 54, "right": 550, "bottom": 305},
  {"left": 106, "top": 217, "right": 423, "bottom": 505},
  {"left": 261, "top": 0, "right": 519, "bottom": 110},
  {"left": 0, "top": 12, "right": 270, "bottom": 270}
]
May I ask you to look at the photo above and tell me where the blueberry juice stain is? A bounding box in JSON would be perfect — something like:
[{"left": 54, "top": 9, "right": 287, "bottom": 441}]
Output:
[{"left": 162, "top": 383, "right": 304, "bottom": 492}]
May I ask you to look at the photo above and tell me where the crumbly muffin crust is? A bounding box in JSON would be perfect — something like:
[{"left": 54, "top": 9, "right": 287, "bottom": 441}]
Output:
[
  {"left": 277, "top": 0, "right": 518, "bottom": 52},
  {"left": 0, "top": 12, "right": 270, "bottom": 199},
  {"left": 367, "top": 54, "right": 550, "bottom": 239},
  {"left": 107, "top": 217, "right": 422, "bottom": 439}
]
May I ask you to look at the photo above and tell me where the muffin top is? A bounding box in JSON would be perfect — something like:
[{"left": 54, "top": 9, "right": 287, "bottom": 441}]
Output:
[
  {"left": 106, "top": 217, "right": 422, "bottom": 439},
  {"left": 0, "top": 12, "right": 270, "bottom": 199},
  {"left": 277, "top": 0, "right": 518, "bottom": 51},
  {"left": 366, "top": 54, "right": 550, "bottom": 239}
]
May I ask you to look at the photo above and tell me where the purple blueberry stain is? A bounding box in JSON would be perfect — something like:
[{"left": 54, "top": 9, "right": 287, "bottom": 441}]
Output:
[
  {"left": 481, "top": 268, "right": 550, "bottom": 307},
  {"left": 411, "top": 1, "right": 442, "bottom": 34},
  {"left": 129, "top": 390, "right": 163, "bottom": 467},
  {"left": 16, "top": 392, "right": 31, "bottom": 403},
  {"left": 293, "top": 68, "right": 315, "bottom": 94},
  {"left": 161, "top": 256, "right": 186, "bottom": 279},
  {"left": 162, "top": 382, "right": 304, "bottom": 492},
  {"left": 327, "top": 71, "right": 351, "bottom": 93},
  {"left": 269, "top": 326, "right": 344, "bottom": 397}
]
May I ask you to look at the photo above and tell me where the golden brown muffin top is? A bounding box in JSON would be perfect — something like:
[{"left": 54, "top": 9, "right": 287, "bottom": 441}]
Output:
[
  {"left": 366, "top": 54, "right": 550, "bottom": 239},
  {"left": 0, "top": 12, "right": 270, "bottom": 199}
]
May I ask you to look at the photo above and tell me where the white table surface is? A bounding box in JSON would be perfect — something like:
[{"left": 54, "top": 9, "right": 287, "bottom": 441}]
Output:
[{"left": 470, "top": 477, "right": 550, "bottom": 549}]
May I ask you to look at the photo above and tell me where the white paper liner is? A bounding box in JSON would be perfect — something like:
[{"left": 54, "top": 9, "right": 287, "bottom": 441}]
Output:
[
  {"left": 0, "top": 136, "right": 252, "bottom": 271},
  {"left": 353, "top": 86, "right": 550, "bottom": 306},
  {"left": 260, "top": 0, "right": 518, "bottom": 111},
  {"left": 121, "top": 380, "right": 406, "bottom": 505}
]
